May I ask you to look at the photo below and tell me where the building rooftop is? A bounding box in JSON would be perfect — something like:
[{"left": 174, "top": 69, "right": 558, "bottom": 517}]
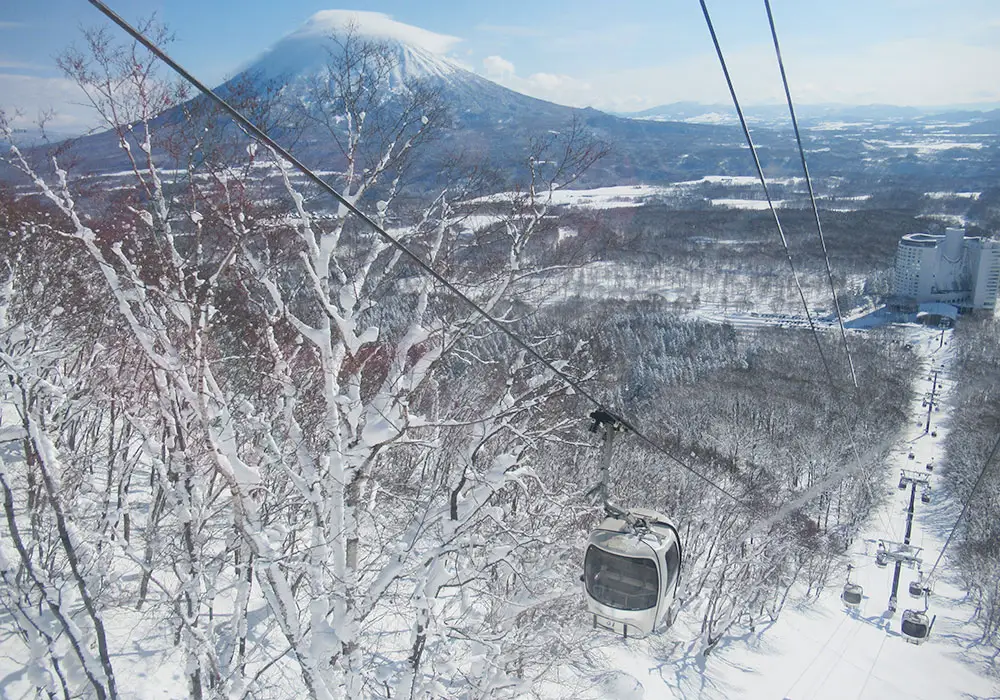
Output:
[{"left": 901, "top": 232, "right": 941, "bottom": 247}]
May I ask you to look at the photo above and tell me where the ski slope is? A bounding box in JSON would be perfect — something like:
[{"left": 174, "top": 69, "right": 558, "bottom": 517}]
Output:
[{"left": 590, "top": 325, "right": 998, "bottom": 699}]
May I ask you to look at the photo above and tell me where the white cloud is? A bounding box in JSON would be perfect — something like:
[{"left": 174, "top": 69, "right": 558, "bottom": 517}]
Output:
[
  {"left": 482, "top": 55, "right": 515, "bottom": 78},
  {"left": 0, "top": 73, "right": 98, "bottom": 135},
  {"left": 0, "top": 60, "right": 46, "bottom": 71},
  {"left": 478, "top": 59, "right": 599, "bottom": 109},
  {"left": 478, "top": 36, "right": 1000, "bottom": 111},
  {"left": 525, "top": 73, "right": 587, "bottom": 92},
  {"left": 297, "top": 11, "right": 461, "bottom": 55},
  {"left": 492, "top": 70, "right": 594, "bottom": 107},
  {"left": 0, "top": 22, "right": 24, "bottom": 30}
]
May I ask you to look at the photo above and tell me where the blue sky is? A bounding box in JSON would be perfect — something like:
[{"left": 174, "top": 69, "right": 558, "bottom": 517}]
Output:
[{"left": 2, "top": 0, "right": 999, "bottom": 135}]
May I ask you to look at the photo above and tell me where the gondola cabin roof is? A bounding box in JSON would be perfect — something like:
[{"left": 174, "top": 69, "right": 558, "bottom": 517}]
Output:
[
  {"left": 589, "top": 528, "right": 659, "bottom": 558},
  {"left": 591, "top": 509, "right": 679, "bottom": 553}
]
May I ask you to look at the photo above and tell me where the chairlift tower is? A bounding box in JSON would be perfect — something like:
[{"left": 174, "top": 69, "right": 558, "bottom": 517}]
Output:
[
  {"left": 885, "top": 470, "right": 930, "bottom": 612},
  {"left": 924, "top": 370, "right": 940, "bottom": 434}
]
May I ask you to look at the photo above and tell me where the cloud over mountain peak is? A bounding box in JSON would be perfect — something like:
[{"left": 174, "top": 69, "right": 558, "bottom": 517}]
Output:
[{"left": 293, "top": 10, "right": 462, "bottom": 55}]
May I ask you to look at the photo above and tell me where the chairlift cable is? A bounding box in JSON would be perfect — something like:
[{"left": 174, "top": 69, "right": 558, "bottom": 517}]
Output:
[
  {"left": 701, "top": 0, "right": 903, "bottom": 544},
  {"left": 855, "top": 634, "right": 888, "bottom": 699},
  {"left": 763, "top": 0, "right": 859, "bottom": 389},
  {"left": 927, "top": 431, "right": 1000, "bottom": 580},
  {"left": 780, "top": 613, "right": 850, "bottom": 699},
  {"left": 699, "top": 0, "right": 838, "bottom": 392},
  {"left": 86, "top": 0, "right": 749, "bottom": 509}
]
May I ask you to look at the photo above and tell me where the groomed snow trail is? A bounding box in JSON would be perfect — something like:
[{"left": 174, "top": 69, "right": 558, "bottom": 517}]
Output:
[{"left": 596, "top": 325, "right": 998, "bottom": 699}]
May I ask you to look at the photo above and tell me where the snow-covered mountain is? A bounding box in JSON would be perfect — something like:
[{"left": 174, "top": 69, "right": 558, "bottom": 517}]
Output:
[
  {"left": 6, "top": 11, "right": 745, "bottom": 188},
  {"left": 621, "top": 100, "right": 1000, "bottom": 126},
  {"left": 8, "top": 11, "right": 1000, "bottom": 190},
  {"left": 235, "top": 10, "right": 466, "bottom": 89}
]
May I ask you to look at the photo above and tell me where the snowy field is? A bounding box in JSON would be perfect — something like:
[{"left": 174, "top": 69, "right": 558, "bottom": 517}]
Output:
[
  {"left": 467, "top": 176, "right": 817, "bottom": 212},
  {"left": 573, "top": 326, "right": 999, "bottom": 699}
]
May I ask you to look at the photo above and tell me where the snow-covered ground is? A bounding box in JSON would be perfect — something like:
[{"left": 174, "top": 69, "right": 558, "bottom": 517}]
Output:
[
  {"left": 709, "top": 198, "right": 787, "bottom": 210},
  {"left": 581, "top": 326, "right": 998, "bottom": 699},
  {"left": 546, "top": 261, "right": 870, "bottom": 319},
  {"left": 467, "top": 176, "right": 814, "bottom": 212}
]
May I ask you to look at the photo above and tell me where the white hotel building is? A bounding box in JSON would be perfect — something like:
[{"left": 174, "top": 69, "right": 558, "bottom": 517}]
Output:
[{"left": 892, "top": 227, "right": 1000, "bottom": 311}]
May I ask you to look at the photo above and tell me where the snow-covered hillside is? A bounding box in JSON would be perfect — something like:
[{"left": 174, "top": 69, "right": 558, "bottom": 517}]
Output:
[{"left": 554, "top": 327, "right": 998, "bottom": 699}]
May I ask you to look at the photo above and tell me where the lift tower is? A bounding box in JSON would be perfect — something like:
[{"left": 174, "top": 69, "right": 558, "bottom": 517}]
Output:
[
  {"left": 885, "top": 469, "right": 931, "bottom": 610},
  {"left": 924, "top": 370, "right": 939, "bottom": 434}
]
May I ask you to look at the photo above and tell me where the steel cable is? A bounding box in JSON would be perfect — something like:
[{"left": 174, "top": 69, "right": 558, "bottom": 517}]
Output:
[
  {"left": 86, "top": 0, "right": 749, "bottom": 509},
  {"left": 763, "top": 0, "right": 859, "bottom": 389}
]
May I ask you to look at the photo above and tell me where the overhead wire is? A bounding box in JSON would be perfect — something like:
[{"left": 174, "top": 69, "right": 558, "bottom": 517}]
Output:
[
  {"left": 781, "top": 613, "right": 850, "bottom": 699},
  {"left": 699, "top": 1, "right": 914, "bottom": 544},
  {"left": 855, "top": 634, "right": 888, "bottom": 700},
  {"left": 698, "top": 0, "right": 838, "bottom": 392},
  {"left": 85, "top": 0, "right": 749, "bottom": 509},
  {"left": 763, "top": 0, "right": 859, "bottom": 389}
]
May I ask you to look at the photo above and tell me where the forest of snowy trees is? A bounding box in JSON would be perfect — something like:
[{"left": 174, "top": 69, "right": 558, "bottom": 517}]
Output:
[
  {"left": 942, "top": 315, "right": 1000, "bottom": 643},
  {"left": 0, "top": 22, "right": 945, "bottom": 700}
]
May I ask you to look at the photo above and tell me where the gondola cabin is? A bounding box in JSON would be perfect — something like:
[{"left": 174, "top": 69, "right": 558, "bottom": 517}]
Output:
[
  {"left": 901, "top": 609, "right": 934, "bottom": 644},
  {"left": 583, "top": 508, "right": 682, "bottom": 637},
  {"left": 841, "top": 582, "right": 863, "bottom": 608},
  {"left": 909, "top": 580, "right": 925, "bottom": 598}
]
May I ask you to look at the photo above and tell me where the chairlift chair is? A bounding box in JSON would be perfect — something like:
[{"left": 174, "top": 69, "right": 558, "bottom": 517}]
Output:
[
  {"left": 583, "top": 507, "right": 682, "bottom": 637},
  {"left": 901, "top": 609, "right": 934, "bottom": 644},
  {"left": 841, "top": 564, "right": 863, "bottom": 608},
  {"left": 841, "top": 582, "right": 863, "bottom": 608},
  {"left": 876, "top": 548, "right": 889, "bottom": 569}
]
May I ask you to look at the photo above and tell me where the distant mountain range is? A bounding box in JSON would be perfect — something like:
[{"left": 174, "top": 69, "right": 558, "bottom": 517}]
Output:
[
  {"left": 618, "top": 101, "right": 1000, "bottom": 127},
  {"left": 4, "top": 13, "right": 751, "bottom": 190},
  {"left": 4, "top": 13, "right": 999, "bottom": 193}
]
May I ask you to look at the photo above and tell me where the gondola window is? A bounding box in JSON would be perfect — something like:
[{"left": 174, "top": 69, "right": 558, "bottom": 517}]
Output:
[{"left": 584, "top": 546, "right": 659, "bottom": 611}]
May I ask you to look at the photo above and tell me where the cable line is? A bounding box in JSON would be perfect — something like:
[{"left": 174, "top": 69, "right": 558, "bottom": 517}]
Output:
[
  {"left": 855, "top": 634, "right": 888, "bottom": 700},
  {"left": 699, "top": 0, "right": 838, "bottom": 393},
  {"left": 927, "top": 431, "right": 1000, "bottom": 580},
  {"left": 700, "top": 0, "right": 884, "bottom": 539},
  {"left": 763, "top": 0, "right": 858, "bottom": 389},
  {"left": 86, "top": 0, "right": 748, "bottom": 509},
  {"left": 699, "top": 1, "right": 906, "bottom": 545}
]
